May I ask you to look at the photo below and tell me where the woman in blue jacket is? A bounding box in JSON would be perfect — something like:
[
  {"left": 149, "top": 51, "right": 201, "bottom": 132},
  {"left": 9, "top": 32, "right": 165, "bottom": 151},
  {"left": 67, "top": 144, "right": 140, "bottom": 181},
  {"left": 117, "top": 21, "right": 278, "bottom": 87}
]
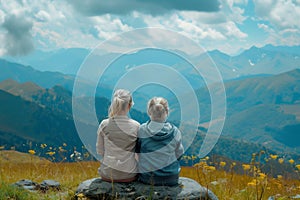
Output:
[{"left": 137, "top": 97, "right": 184, "bottom": 186}]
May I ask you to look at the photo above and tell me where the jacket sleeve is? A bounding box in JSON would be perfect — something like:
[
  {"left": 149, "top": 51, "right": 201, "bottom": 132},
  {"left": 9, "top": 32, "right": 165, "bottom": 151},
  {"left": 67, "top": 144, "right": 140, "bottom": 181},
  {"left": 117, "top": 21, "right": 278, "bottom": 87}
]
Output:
[
  {"left": 96, "top": 121, "right": 105, "bottom": 157},
  {"left": 175, "top": 128, "right": 184, "bottom": 160}
]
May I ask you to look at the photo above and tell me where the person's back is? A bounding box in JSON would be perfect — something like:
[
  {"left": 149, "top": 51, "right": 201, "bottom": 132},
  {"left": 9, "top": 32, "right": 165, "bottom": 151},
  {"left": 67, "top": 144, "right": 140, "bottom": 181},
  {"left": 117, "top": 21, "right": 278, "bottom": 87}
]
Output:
[
  {"left": 137, "top": 97, "right": 184, "bottom": 186},
  {"left": 96, "top": 89, "right": 139, "bottom": 182}
]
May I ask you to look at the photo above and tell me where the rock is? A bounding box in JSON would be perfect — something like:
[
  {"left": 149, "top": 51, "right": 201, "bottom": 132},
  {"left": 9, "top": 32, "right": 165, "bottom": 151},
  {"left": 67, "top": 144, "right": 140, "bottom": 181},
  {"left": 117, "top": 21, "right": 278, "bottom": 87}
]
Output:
[
  {"left": 14, "top": 179, "right": 39, "bottom": 191},
  {"left": 77, "top": 178, "right": 137, "bottom": 199},
  {"left": 268, "top": 194, "right": 300, "bottom": 199},
  {"left": 76, "top": 177, "right": 218, "bottom": 200},
  {"left": 40, "top": 180, "right": 60, "bottom": 191},
  {"left": 292, "top": 194, "right": 300, "bottom": 199},
  {"left": 13, "top": 179, "right": 60, "bottom": 192}
]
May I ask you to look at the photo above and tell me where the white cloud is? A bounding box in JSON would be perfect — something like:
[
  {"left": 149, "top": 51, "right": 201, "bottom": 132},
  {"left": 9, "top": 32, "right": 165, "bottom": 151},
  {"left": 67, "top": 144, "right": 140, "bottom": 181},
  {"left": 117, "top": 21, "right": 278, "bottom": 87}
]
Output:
[
  {"left": 221, "top": 0, "right": 247, "bottom": 24},
  {"left": 179, "top": 11, "right": 227, "bottom": 24},
  {"left": 1, "top": 0, "right": 297, "bottom": 57},
  {"left": 0, "top": 9, "right": 5, "bottom": 24},
  {"left": 254, "top": 0, "right": 300, "bottom": 47},
  {"left": 141, "top": 11, "right": 248, "bottom": 42},
  {"left": 35, "top": 10, "right": 51, "bottom": 22},
  {"left": 258, "top": 23, "right": 269, "bottom": 31},
  {"left": 91, "top": 15, "right": 133, "bottom": 40},
  {"left": 254, "top": 0, "right": 300, "bottom": 29},
  {"left": 223, "top": 21, "right": 248, "bottom": 38},
  {"left": 0, "top": 0, "right": 250, "bottom": 56}
]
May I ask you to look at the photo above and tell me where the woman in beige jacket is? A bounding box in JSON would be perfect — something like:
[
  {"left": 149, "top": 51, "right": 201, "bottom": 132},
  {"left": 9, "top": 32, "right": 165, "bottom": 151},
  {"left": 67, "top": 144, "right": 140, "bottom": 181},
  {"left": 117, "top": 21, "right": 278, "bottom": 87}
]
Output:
[{"left": 96, "top": 89, "right": 140, "bottom": 182}]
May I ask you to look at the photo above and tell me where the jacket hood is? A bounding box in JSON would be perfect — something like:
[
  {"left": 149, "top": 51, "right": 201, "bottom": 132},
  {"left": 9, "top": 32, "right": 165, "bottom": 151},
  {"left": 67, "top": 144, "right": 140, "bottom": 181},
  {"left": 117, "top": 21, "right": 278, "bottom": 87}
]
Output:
[{"left": 145, "top": 120, "right": 175, "bottom": 141}]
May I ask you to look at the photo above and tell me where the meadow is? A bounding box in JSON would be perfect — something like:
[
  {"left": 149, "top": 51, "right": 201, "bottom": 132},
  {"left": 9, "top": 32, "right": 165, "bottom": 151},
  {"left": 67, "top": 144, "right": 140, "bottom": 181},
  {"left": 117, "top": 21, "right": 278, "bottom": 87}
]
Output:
[{"left": 1, "top": 150, "right": 300, "bottom": 200}]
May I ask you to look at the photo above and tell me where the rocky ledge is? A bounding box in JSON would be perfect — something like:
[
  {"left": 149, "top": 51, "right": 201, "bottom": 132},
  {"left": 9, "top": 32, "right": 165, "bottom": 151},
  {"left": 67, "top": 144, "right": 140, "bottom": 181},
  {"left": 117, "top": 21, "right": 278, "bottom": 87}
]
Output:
[{"left": 76, "top": 177, "right": 218, "bottom": 200}]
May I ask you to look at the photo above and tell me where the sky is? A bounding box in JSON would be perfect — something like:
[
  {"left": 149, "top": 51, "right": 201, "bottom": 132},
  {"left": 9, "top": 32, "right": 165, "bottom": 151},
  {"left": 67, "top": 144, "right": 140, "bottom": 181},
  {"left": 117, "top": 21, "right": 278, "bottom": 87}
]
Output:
[{"left": 0, "top": 0, "right": 300, "bottom": 56}]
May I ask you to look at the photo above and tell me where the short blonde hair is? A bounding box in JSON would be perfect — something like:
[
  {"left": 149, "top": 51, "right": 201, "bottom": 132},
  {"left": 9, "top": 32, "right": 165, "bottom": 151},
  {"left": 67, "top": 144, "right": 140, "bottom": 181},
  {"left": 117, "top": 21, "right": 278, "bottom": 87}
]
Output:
[
  {"left": 147, "top": 97, "right": 169, "bottom": 122},
  {"left": 108, "top": 89, "right": 133, "bottom": 117}
]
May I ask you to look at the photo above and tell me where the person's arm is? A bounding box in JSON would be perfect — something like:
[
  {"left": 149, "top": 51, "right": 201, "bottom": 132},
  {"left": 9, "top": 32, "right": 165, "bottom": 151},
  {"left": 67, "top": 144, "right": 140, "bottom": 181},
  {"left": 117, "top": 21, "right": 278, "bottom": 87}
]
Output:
[
  {"left": 96, "top": 121, "right": 105, "bottom": 157},
  {"left": 175, "top": 128, "right": 184, "bottom": 160}
]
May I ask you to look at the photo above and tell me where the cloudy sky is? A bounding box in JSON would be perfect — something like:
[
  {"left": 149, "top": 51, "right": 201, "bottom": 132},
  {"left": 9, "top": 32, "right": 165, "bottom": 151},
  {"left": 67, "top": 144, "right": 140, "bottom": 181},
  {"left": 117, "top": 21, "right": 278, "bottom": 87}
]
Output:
[{"left": 0, "top": 0, "right": 300, "bottom": 56}]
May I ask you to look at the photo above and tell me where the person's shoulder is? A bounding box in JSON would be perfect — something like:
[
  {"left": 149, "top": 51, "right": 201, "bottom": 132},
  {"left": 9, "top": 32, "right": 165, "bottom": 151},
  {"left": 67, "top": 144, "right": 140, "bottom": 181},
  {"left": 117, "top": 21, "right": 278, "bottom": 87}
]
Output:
[
  {"left": 137, "top": 122, "right": 148, "bottom": 137},
  {"left": 128, "top": 118, "right": 140, "bottom": 127},
  {"left": 167, "top": 122, "right": 181, "bottom": 134},
  {"left": 139, "top": 122, "right": 148, "bottom": 129},
  {"left": 99, "top": 118, "right": 109, "bottom": 127},
  {"left": 166, "top": 122, "right": 178, "bottom": 129}
]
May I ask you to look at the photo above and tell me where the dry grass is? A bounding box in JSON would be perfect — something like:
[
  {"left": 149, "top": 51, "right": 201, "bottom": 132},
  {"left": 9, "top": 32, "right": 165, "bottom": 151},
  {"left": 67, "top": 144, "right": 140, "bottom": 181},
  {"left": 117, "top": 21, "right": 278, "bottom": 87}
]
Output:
[
  {"left": 1, "top": 150, "right": 300, "bottom": 200},
  {"left": 1, "top": 159, "right": 99, "bottom": 189},
  {"left": 181, "top": 166, "right": 300, "bottom": 200}
]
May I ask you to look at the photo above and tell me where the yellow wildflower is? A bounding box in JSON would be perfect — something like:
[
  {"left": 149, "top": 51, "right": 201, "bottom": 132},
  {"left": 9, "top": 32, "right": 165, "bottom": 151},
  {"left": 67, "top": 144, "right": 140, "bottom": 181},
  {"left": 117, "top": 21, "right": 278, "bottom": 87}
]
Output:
[
  {"left": 277, "top": 175, "right": 283, "bottom": 179},
  {"left": 247, "top": 179, "right": 258, "bottom": 186},
  {"left": 28, "top": 150, "right": 36, "bottom": 155},
  {"left": 84, "top": 152, "right": 90, "bottom": 158},
  {"left": 206, "top": 166, "right": 216, "bottom": 171},
  {"left": 220, "top": 161, "right": 226, "bottom": 167},
  {"left": 247, "top": 182, "right": 256, "bottom": 186},
  {"left": 46, "top": 151, "right": 56, "bottom": 156},
  {"left": 63, "top": 143, "right": 67, "bottom": 147},
  {"left": 194, "top": 161, "right": 207, "bottom": 168},
  {"left": 59, "top": 147, "right": 66, "bottom": 152},
  {"left": 242, "top": 164, "right": 251, "bottom": 171},
  {"left": 191, "top": 155, "right": 197, "bottom": 160},
  {"left": 77, "top": 193, "right": 85, "bottom": 199},
  {"left": 289, "top": 159, "right": 295, "bottom": 165},
  {"left": 270, "top": 154, "right": 278, "bottom": 160},
  {"left": 203, "top": 164, "right": 215, "bottom": 171},
  {"left": 278, "top": 158, "right": 284, "bottom": 164},
  {"left": 205, "top": 156, "right": 209, "bottom": 160},
  {"left": 258, "top": 173, "right": 266, "bottom": 180},
  {"left": 40, "top": 144, "right": 47, "bottom": 149},
  {"left": 296, "top": 164, "right": 300, "bottom": 171}
]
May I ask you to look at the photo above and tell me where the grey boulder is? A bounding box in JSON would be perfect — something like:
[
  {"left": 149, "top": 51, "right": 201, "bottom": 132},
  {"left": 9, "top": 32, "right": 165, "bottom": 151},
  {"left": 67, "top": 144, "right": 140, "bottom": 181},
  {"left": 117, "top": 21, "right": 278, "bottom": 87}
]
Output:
[{"left": 76, "top": 177, "right": 218, "bottom": 200}]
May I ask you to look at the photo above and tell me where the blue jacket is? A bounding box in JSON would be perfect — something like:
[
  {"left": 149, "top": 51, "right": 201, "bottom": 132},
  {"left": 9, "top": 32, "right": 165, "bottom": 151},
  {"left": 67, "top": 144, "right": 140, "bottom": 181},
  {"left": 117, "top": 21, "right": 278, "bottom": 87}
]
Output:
[{"left": 136, "top": 120, "right": 184, "bottom": 185}]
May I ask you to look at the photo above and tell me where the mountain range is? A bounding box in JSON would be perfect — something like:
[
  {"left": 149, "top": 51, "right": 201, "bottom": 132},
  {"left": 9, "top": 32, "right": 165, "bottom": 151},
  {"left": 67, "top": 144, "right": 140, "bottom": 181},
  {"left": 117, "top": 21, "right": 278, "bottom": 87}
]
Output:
[
  {"left": 0, "top": 78, "right": 149, "bottom": 161},
  {"left": 3, "top": 45, "right": 300, "bottom": 80},
  {"left": 0, "top": 79, "right": 280, "bottom": 163},
  {"left": 0, "top": 44, "right": 300, "bottom": 162}
]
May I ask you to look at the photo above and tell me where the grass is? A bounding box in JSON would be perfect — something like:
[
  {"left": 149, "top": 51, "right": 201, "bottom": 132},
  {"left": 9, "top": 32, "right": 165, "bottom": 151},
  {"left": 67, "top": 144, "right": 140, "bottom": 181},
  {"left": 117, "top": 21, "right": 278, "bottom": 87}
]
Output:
[
  {"left": 0, "top": 150, "right": 98, "bottom": 200},
  {"left": 1, "top": 150, "right": 300, "bottom": 200},
  {"left": 0, "top": 181, "right": 38, "bottom": 200}
]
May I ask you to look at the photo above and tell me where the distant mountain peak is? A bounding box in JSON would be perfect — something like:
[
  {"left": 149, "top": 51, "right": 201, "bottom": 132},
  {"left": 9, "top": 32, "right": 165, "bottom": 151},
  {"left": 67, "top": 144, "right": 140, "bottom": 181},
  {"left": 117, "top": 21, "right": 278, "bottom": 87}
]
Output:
[{"left": 207, "top": 49, "right": 231, "bottom": 60}]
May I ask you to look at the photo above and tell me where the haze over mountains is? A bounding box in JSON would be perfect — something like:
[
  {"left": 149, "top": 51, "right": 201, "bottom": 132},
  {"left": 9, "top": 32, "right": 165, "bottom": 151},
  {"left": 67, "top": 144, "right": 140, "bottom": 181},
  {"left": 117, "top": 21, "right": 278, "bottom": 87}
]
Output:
[
  {"left": 0, "top": 44, "right": 300, "bottom": 162},
  {"left": 3, "top": 44, "right": 300, "bottom": 80}
]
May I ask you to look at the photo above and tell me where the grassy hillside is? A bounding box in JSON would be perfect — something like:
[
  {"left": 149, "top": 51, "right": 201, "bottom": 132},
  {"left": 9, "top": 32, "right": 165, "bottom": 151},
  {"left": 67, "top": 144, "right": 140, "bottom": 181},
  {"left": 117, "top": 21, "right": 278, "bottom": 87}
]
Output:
[
  {"left": 0, "top": 150, "right": 50, "bottom": 164},
  {"left": 0, "top": 89, "right": 83, "bottom": 157},
  {"left": 190, "top": 69, "right": 300, "bottom": 155},
  {"left": 1, "top": 67, "right": 300, "bottom": 162},
  {"left": 0, "top": 80, "right": 149, "bottom": 161},
  {"left": 1, "top": 150, "right": 300, "bottom": 200}
]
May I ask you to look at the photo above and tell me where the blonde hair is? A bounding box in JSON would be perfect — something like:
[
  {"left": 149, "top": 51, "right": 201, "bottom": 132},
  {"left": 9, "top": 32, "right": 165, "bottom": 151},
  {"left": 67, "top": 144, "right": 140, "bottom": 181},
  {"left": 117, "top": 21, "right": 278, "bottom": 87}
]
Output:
[
  {"left": 108, "top": 89, "right": 133, "bottom": 117},
  {"left": 147, "top": 97, "right": 169, "bottom": 122}
]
